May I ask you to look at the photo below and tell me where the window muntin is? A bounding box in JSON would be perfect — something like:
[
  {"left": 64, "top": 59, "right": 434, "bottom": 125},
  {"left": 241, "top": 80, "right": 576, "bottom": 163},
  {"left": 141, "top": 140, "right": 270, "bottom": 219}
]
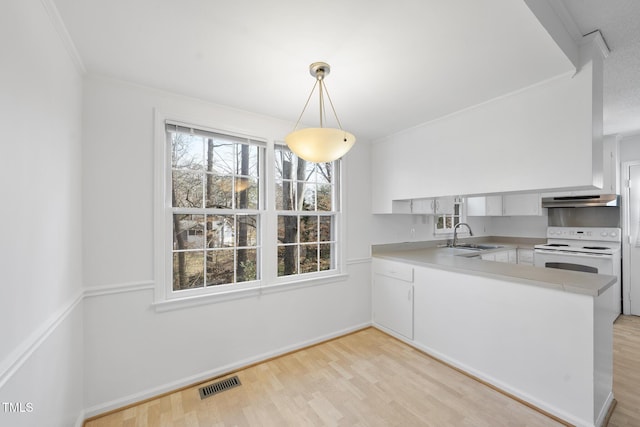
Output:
[
  {"left": 168, "top": 124, "right": 263, "bottom": 292},
  {"left": 435, "top": 197, "right": 465, "bottom": 234},
  {"left": 275, "top": 145, "right": 338, "bottom": 277}
]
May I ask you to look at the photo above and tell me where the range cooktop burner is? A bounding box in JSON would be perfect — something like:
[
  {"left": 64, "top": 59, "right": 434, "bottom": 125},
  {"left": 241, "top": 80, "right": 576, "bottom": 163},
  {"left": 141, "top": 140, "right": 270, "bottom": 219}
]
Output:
[
  {"left": 583, "top": 246, "right": 609, "bottom": 250},
  {"left": 546, "top": 243, "right": 570, "bottom": 247}
]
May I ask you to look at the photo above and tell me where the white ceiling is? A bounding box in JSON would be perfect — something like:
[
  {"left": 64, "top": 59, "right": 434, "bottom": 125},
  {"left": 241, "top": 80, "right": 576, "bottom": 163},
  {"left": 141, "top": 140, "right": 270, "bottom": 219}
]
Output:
[
  {"left": 560, "top": 0, "right": 640, "bottom": 138},
  {"left": 50, "top": 0, "right": 638, "bottom": 141}
]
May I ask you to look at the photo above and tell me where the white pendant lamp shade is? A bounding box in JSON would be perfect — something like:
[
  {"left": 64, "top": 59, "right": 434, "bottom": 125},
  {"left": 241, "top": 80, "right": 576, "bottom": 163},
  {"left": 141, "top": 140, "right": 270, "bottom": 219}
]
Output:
[
  {"left": 285, "top": 127, "right": 356, "bottom": 163},
  {"left": 286, "top": 62, "right": 356, "bottom": 163}
]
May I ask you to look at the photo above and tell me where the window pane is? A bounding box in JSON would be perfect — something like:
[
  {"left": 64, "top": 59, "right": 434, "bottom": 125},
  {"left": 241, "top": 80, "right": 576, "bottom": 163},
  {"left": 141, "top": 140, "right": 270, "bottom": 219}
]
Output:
[
  {"left": 172, "top": 171, "right": 203, "bottom": 208},
  {"left": 278, "top": 246, "right": 298, "bottom": 277},
  {"left": 206, "top": 249, "right": 234, "bottom": 286},
  {"left": 171, "top": 134, "right": 203, "bottom": 169},
  {"left": 300, "top": 244, "right": 318, "bottom": 273},
  {"left": 315, "top": 163, "right": 333, "bottom": 184},
  {"left": 300, "top": 216, "right": 318, "bottom": 243},
  {"left": 173, "top": 251, "right": 204, "bottom": 290},
  {"left": 237, "top": 249, "right": 257, "bottom": 282},
  {"left": 206, "top": 140, "right": 234, "bottom": 175},
  {"left": 302, "top": 184, "right": 316, "bottom": 211},
  {"left": 174, "top": 214, "right": 205, "bottom": 250},
  {"left": 445, "top": 216, "right": 453, "bottom": 229},
  {"left": 207, "top": 215, "right": 234, "bottom": 248},
  {"left": 319, "top": 243, "right": 333, "bottom": 271},
  {"left": 205, "top": 174, "right": 233, "bottom": 208},
  {"left": 277, "top": 180, "right": 296, "bottom": 210},
  {"left": 317, "top": 184, "right": 333, "bottom": 211},
  {"left": 236, "top": 144, "right": 259, "bottom": 177},
  {"left": 236, "top": 215, "right": 258, "bottom": 247},
  {"left": 235, "top": 177, "right": 258, "bottom": 210},
  {"left": 278, "top": 215, "right": 298, "bottom": 244},
  {"left": 275, "top": 147, "right": 297, "bottom": 180},
  {"left": 319, "top": 216, "right": 333, "bottom": 242}
]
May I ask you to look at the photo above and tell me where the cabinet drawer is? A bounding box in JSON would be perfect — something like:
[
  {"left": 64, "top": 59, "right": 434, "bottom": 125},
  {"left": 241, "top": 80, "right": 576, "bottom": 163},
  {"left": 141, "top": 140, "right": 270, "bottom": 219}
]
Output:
[{"left": 373, "top": 259, "right": 414, "bottom": 282}]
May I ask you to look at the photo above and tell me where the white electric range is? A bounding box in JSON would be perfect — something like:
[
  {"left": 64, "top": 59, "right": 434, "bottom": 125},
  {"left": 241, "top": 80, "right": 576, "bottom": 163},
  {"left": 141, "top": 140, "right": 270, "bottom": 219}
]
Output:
[{"left": 534, "top": 226, "right": 621, "bottom": 322}]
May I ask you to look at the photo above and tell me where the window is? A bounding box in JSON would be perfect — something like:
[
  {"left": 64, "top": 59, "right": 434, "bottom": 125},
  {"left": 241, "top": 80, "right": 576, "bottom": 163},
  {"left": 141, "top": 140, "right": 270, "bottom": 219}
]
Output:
[
  {"left": 167, "top": 123, "right": 263, "bottom": 292},
  {"left": 159, "top": 120, "right": 343, "bottom": 303},
  {"left": 275, "top": 145, "right": 338, "bottom": 277},
  {"left": 435, "top": 197, "right": 465, "bottom": 234}
]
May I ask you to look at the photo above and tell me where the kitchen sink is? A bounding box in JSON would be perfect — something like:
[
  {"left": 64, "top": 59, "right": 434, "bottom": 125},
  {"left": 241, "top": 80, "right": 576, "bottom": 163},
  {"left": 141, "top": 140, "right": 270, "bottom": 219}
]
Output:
[{"left": 452, "top": 243, "right": 503, "bottom": 251}]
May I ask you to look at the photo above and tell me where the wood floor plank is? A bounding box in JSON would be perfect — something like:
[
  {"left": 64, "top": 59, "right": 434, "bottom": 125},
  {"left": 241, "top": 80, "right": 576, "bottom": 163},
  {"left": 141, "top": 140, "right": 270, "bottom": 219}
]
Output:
[{"left": 85, "top": 318, "right": 640, "bottom": 427}]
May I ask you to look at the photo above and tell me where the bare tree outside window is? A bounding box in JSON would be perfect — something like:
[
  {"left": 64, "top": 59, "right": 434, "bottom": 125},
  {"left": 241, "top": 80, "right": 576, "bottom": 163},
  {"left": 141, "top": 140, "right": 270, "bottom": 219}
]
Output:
[
  {"left": 275, "top": 146, "right": 337, "bottom": 278},
  {"left": 168, "top": 125, "right": 261, "bottom": 291}
]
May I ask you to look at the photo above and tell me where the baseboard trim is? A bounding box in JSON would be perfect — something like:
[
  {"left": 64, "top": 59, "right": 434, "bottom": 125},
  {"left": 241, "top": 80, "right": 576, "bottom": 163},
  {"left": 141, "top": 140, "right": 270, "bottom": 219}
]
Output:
[
  {"left": 0, "top": 290, "right": 83, "bottom": 389},
  {"left": 374, "top": 326, "right": 589, "bottom": 427},
  {"left": 83, "top": 322, "right": 372, "bottom": 421}
]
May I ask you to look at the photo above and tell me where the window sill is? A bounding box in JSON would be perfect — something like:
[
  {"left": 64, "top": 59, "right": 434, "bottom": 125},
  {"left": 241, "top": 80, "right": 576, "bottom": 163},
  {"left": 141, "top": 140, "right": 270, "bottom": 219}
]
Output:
[{"left": 152, "top": 273, "right": 349, "bottom": 313}]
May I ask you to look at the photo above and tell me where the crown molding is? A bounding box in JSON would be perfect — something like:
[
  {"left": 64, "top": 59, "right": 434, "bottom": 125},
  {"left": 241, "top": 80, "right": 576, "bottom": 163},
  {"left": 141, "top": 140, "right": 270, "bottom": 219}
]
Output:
[{"left": 39, "top": 0, "right": 86, "bottom": 74}]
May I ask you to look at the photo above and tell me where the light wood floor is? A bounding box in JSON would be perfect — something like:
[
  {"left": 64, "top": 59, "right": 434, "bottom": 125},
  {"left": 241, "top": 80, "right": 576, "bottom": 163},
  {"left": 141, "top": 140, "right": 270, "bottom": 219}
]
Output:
[
  {"left": 85, "top": 316, "right": 640, "bottom": 427},
  {"left": 608, "top": 315, "right": 640, "bottom": 427}
]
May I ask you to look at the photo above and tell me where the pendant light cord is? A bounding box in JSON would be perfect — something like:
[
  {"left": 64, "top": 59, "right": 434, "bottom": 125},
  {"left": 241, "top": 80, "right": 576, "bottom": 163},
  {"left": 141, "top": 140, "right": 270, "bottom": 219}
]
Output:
[
  {"left": 291, "top": 76, "right": 345, "bottom": 132},
  {"left": 292, "top": 80, "right": 319, "bottom": 131}
]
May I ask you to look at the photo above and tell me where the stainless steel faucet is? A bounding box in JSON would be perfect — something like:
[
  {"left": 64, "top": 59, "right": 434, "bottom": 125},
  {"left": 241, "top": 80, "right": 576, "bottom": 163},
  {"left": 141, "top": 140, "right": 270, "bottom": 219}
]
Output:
[{"left": 452, "top": 222, "right": 473, "bottom": 247}]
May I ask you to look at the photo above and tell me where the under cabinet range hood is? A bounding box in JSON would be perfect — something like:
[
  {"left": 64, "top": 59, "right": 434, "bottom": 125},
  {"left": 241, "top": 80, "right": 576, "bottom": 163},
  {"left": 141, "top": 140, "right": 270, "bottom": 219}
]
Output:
[{"left": 541, "top": 194, "right": 619, "bottom": 208}]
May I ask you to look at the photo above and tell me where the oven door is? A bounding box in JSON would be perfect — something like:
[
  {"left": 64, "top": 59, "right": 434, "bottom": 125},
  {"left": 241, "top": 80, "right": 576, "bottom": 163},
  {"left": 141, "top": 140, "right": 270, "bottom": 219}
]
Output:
[{"left": 533, "top": 249, "right": 613, "bottom": 275}]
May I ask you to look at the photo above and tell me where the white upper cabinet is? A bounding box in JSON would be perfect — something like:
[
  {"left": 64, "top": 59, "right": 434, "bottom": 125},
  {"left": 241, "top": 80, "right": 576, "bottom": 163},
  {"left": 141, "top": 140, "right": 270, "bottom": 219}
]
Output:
[
  {"left": 392, "top": 196, "right": 457, "bottom": 215},
  {"left": 502, "top": 193, "right": 543, "bottom": 216},
  {"left": 467, "top": 194, "right": 542, "bottom": 216},
  {"left": 467, "top": 196, "right": 503, "bottom": 216}
]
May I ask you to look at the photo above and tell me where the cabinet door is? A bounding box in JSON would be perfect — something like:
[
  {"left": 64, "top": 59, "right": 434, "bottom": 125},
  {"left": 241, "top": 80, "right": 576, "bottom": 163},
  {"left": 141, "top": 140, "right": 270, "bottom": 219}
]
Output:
[
  {"left": 372, "top": 259, "right": 414, "bottom": 339},
  {"left": 485, "top": 196, "right": 503, "bottom": 216},
  {"left": 467, "top": 196, "right": 502, "bottom": 216},
  {"left": 373, "top": 276, "right": 413, "bottom": 339},
  {"left": 517, "top": 248, "right": 534, "bottom": 265},
  {"left": 411, "top": 198, "right": 434, "bottom": 214},
  {"left": 391, "top": 200, "right": 413, "bottom": 214},
  {"left": 481, "top": 253, "right": 496, "bottom": 261},
  {"left": 434, "top": 197, "right": 456, "bottom": 215},
  {"left": 502, "top": 193, "right": 541, "bottom": 216}
]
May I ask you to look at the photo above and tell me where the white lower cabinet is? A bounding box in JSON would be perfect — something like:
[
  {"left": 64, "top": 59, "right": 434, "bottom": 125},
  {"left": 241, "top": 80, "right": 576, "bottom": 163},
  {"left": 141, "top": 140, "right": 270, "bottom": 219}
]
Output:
[
  {"left": 481, "top": 249, "right": 517, "bottom": 263},
  {"left": 517, "top": 248, "right": 534, "bottom": 265},
  {"left": 372, "top": 258, "right": 414, "bottom": 339}
]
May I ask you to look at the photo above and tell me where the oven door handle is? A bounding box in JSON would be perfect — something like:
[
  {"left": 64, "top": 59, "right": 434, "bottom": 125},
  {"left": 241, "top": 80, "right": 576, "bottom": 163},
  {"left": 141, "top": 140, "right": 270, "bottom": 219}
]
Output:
[{"left": 534, "top": 249, "right": 613, "bottom": 258}]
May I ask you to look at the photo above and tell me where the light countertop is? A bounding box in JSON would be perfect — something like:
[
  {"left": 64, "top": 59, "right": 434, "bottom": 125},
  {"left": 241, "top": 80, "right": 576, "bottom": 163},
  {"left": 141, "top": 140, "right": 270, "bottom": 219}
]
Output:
[{"left": 372, "top": 239, "right": 616, "bottom": 297}]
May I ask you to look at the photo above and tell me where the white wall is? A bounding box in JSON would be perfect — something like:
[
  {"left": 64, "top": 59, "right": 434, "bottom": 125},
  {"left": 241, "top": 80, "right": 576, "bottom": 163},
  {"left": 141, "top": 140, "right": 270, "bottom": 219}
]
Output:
[
  {"left": 486, "top": 215, "right": 548, "bottom": 238},
  {"left": 620, "top": 134, "right": 640, "bottom": 162},
  {"left": 81, "top": 75, "right": 373, "bottom": 415},
  {"left": 0, "top": 1, "right": 84, "bottom": 426},
  {"left": 371, "top": 214, "right": 490, "bottom": 245}
]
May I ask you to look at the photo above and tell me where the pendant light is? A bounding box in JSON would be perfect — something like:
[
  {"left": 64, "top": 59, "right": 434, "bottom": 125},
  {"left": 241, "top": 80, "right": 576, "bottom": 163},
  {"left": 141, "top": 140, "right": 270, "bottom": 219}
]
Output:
[{"left": 285, "top": 62, "right": 356, "bottom": 163}]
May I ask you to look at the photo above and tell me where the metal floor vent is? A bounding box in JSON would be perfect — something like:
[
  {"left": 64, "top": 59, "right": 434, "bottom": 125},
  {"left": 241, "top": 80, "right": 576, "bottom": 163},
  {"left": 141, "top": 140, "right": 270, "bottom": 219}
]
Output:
[{"left": 199, "top": 375, "right": 241, "bottom": 400}]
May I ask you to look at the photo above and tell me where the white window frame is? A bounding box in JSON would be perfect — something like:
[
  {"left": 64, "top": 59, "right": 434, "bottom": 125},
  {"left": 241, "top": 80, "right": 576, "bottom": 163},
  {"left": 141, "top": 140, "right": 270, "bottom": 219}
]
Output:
[
  {"left": 272, "top": 143, "right": 342, "bottom": 284},
  {"left": 434, "top": 197, "right": 466, "bottom": 236},
  {"left": 153, "top": 111, "right": 347, "bottom": 311}
]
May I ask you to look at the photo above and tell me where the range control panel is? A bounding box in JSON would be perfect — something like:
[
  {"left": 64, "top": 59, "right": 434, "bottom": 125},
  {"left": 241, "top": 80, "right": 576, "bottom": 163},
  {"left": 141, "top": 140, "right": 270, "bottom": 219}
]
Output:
[{"left": 546, "top": 227, "right": 621, "bottom": 242}]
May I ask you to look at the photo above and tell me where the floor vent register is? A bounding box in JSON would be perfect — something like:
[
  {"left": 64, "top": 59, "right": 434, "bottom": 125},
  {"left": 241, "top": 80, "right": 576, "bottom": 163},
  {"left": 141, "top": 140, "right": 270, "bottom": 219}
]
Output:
[{"left": 198, "top": 375, "right": 241, "bottom": 400}]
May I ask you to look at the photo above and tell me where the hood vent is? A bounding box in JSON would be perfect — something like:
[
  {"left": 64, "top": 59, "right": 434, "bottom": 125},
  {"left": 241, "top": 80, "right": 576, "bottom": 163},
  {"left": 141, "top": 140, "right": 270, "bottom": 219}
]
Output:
[{"left": 541, "top": 194, "right": 619, "bottom": 208}]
